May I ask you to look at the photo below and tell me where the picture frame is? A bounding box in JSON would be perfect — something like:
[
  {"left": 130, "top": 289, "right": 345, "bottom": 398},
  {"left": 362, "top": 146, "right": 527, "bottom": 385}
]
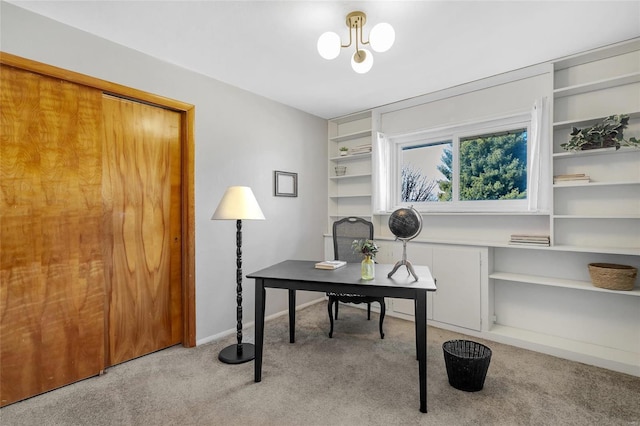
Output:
[{"left": 274, "top": 171, "right": 298, "bottom": 197}]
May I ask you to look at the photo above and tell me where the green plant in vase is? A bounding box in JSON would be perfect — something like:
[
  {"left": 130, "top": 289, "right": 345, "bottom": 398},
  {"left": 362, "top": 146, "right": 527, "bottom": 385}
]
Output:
[
  {"left": 352, "top": 239, "right": 379, "bottom": 280},
  {"left": 561, "top": 114, "right": 639, "bottom": 151}
]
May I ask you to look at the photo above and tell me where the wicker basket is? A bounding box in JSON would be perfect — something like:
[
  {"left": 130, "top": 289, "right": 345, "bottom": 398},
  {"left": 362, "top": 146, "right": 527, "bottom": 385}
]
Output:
[
  {"left": 588, "top": 263, "right": 637, "bottom": 291},
  {"left": 442, "top": 340, "right": 492, "bottom": 392}
]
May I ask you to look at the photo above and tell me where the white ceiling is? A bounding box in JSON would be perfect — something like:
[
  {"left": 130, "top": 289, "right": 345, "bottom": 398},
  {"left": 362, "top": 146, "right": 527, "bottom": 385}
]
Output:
[{"left": 6, "top": 1, "right": 640, "bottom": 119}]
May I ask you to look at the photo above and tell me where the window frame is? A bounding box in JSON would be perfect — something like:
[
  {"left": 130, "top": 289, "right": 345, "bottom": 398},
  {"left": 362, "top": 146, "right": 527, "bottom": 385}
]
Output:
[{"left": 388, "top": 113, "right": 532, "bottom": 213}]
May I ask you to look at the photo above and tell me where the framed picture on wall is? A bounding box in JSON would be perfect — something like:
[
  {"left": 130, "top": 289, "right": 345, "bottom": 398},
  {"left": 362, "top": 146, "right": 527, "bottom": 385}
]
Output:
[{"left": 274, "top": 171, "right": 297, "bottom": 197}]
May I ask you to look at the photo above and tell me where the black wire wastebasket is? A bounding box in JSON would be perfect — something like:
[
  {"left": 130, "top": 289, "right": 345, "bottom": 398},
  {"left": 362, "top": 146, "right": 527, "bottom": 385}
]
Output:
[{"left": 442, "top": 340, "right": 492, "bottom": 392}]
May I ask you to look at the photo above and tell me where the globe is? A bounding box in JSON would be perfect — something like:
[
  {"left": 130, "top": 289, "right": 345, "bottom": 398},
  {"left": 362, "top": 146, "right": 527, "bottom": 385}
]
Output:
[{"left": 388, "top": 207, "right": 422, "bottom": 240}]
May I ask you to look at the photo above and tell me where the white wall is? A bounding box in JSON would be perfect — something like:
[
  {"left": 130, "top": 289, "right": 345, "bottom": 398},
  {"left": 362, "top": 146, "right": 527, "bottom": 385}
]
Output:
[{"left": 0, "top": 2, "right": 327, "bottom": 344}]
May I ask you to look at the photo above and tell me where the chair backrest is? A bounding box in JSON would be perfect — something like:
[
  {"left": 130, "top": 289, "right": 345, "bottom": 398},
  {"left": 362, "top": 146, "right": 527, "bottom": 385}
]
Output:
[{"left": 333, "top": 217, "right": 374, "bottom": 263}]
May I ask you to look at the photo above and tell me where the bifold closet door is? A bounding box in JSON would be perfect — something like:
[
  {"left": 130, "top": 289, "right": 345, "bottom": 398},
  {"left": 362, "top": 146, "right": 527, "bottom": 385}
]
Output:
[
  {"left": 0, "top": 65, "right": 106, "bottom": 406},
  {"left": 102, "top": 95, "right": 183, "bottom": 366}
]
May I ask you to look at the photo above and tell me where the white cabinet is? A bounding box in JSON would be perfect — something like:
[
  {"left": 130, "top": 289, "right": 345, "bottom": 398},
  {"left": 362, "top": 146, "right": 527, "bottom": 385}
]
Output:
[
  {"left": 327, "top": 111, "right": 373, "bottom": 229},
  {"left": 384, "top": 242, "right": 484, "bottom": 332},
  {"left": 431, "top": 247, "right": 481, "bottom": 330}
]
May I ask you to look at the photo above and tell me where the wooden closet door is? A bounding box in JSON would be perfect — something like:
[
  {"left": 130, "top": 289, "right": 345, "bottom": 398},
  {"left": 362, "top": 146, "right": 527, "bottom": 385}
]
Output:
[
  {"left": 0, "top": 66, "right": 106, "bottom": 406},
  {"left": 102, "top": 95, "right": 182, "bottom": 365}
]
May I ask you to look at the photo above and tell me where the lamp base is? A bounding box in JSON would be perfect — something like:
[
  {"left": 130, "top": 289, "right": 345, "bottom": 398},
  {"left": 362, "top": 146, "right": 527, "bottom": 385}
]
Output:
[{"left": 218, "top": 343, "right": 255, "bottom": 364}]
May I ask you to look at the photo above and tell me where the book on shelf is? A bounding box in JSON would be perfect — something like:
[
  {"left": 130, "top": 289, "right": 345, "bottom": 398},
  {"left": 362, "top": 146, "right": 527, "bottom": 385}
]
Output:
[
  {"left": 509, "top": 234, "right": 550, "bottom": 246},
  {"left": 314, "top": 260, "right": 347, "bottom": 270},
  {"left": 349, "top": 144, "right": 372, "bottom": 155},
  {"left": 553, "top": 173, "right": 590, "bottom": 184},
  {"left": 510, "top": 234, "right": 550, "bottom": 241}
]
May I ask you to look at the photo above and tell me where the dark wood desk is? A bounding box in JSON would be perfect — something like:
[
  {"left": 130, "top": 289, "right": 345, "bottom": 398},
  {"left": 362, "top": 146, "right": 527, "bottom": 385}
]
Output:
[{"left": 247, "top": 260, "right": 437, "bottom": 413}]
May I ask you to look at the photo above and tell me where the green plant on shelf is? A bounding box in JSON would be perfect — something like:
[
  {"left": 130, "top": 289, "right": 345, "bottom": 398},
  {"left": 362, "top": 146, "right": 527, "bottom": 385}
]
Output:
[{"left": 561, "top": 114, "right": 639, "bottom": 151}]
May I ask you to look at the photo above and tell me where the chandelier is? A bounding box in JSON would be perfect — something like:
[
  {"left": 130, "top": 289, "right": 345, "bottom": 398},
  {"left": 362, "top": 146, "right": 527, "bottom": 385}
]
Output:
[{"left": 317, "top": 11, "right": 395, "bottom": 74}]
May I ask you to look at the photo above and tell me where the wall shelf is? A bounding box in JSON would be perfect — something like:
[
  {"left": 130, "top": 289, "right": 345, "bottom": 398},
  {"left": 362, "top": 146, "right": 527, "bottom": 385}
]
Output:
[
  {"left": 488, "top": 325, "right": 639, "bottom": 377},
  {"left": 552, "top": 111, "right": 640, "bottom": 129},
  {"left": 328, "top": 194, "right": 372, "bottom": 199},
  {"left": 553, "top": 180, "right": 639, "bottom": 188},
  {"left": 553, "top": 72, "right": 640, "bottom": 99},
  {"left": 552, "top": 146, "right": 640, "bottom": 158},
  {"left": 489, "top": 272, "right": 640, "bottom": 296},
  {"left": 329, "top": 129, "right": 372, "bottom": 143},
  {"left": 330, "top": 152, "right": 372, "bottom": 162},
  {"left": 553, "top": 214, "right": 640, "bottom": 219},
  {"left": 329, "top": 173, "right": 372, "bottom": 180}
]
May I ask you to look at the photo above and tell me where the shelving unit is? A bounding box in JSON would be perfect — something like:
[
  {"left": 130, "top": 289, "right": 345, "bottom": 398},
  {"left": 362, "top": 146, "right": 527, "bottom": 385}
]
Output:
[
  {"left": 551, "top": 40, "right": 640, "bottom": 253},
  {"left": 327, "top": 111, "right": 373, "bottom": 228},
  {"left": 487, "top": 39, "right": 640, "bottom": 377}
]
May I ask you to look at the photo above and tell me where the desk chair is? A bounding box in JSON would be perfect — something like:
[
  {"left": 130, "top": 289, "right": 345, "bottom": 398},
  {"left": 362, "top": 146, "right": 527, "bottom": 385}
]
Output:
[{"left": 328, "top": 217, "right": 386, "bottom": 339}]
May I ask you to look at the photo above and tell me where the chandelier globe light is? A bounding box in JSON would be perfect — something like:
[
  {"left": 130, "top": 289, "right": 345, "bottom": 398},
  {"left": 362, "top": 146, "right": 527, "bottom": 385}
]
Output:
[{"left": 317, "top": 11, "right": 395, "bottom": 73}]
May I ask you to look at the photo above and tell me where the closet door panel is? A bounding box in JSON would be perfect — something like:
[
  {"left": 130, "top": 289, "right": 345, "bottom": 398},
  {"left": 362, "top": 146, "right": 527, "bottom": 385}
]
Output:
[
  {"left": 102, "top": 95, "right": 182, "bottom": 365},
  {"left": 0, "top": 66, "right": 105, "bottom": 406}
]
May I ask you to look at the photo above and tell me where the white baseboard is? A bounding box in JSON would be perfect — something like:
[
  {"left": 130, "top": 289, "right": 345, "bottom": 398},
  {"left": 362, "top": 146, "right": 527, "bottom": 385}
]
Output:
[{"left": 196, "top": 297, "right": 325, "bottom": 346}]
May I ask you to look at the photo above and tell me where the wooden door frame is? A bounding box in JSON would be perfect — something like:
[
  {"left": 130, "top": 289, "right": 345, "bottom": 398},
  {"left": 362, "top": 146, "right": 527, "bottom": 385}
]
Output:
[{"left": 1, "top": 52, "right": 196, "bottom": 347}]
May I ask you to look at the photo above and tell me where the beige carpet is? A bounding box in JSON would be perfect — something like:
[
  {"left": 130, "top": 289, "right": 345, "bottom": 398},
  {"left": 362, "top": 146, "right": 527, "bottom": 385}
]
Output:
[{"left": 1, "top": 301, "right": 639, "bottom": 425}]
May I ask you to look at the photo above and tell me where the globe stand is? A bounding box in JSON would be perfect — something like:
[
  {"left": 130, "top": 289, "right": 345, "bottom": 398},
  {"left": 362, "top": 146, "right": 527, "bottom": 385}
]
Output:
[
  {"left": 387, "top": 206, "right": 423, "bottom": 282},
  {"left": 387, "top": 238, "right": 419, "bottom": 281}
]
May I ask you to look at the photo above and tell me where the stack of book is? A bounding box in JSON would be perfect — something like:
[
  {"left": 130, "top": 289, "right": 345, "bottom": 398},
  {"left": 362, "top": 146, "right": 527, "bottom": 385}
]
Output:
[
  {"left": 553, "top": 173, "right": 590, "bottom": 185},
  {"left": 350, "top": 144, "right": 372, "bottom": 155},
  {"left": 314, "top": 260, "right": 346, "bottom": 270},
  {"left": 509, "top": 234, "right": 550, "bottom": 246}
]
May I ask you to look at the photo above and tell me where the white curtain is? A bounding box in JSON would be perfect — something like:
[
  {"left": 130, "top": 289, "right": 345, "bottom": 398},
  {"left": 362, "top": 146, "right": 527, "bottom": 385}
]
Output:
[
  {"left": 373, "top": 132, "right": 389, "bottom": 213},
  {"left": 528, "top": 97, "right": 548, "bottom": 212}
]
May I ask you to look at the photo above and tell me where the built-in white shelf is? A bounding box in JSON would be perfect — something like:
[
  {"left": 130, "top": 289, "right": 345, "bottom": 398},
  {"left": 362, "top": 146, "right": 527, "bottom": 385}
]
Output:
[
  {"left": 488, "top": 325, "right": 640, "bottom": 377},
  {"left": 553, "top": 180, "right": 640, "bottom": 188},
  {"left": 552, "top": 111, "right": 640, "bottom": 130},
  {"left": 329, "top": 173, "right": 372, "bottom": 180},
  {"left": 489, "top": 272, "right": 640, "bottom": 296},
  {"left": 330, "top": 152, "right": 372, "bottom": 162},
  {"left": 553, "top": 214, "right": 640, "bottom": 219},
  {"left": 552, "top": 146, "right": 640, "bottom": 158},
  {"left": 549, "top": 244, "right": 640, "bottom": 256},
  {"left": 328, "top": 193, "right": 372, "bottom": 199},
  {"left": 329, "top": 130, "right": 372, "bottom": 144},
  {"left": 553, "top": 72, "right": 640, "bottom": 99}
]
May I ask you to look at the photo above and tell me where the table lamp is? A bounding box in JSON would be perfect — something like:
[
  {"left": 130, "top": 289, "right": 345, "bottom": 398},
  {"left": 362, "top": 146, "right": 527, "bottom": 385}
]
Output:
[{"left": 212, "top": 186, "right": 265, "bottom": 364}]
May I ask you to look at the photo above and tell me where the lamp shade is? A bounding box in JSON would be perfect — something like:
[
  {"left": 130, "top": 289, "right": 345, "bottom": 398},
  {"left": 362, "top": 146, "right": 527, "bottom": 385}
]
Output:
[
  {"left": 369, "top": 23, "right": 395, "bottom": 53},
  {"left": 317, "top": 31, "right": 341, "bottom": 60},
  {"left": 211, "top": 186, "right": 265, "bottom": 220},
  {"left": 351, "top": 49, "right": 373, "bottom": 74}
]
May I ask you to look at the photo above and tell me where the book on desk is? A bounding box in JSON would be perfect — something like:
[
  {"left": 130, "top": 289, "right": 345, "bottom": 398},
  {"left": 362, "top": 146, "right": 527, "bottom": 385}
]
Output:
[{"left": 314, "top": 260, "right": 347, "bottom": 270}]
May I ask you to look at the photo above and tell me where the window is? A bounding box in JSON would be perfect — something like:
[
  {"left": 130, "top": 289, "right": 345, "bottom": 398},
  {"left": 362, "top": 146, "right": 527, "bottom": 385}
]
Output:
[
  {"left": 401, "top": 140, "right": 451, "bottom": 202},
  {"left": 458, "top": 128, "right": 527, "bottom": 201},
  {"left": 386, "top": 113, "right": 535, "bottom": 213}
]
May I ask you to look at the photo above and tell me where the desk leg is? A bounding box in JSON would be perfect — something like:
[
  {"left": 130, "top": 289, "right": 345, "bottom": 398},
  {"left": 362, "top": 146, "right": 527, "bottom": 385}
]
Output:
[
  {"left": 415, "top": 290, "right": 427, "bottom": 413},
  {"left": 288, "top": 289, "right": 296, "bottom": 343},
  {"left": 254, "top": 279, "right": 266, "bottom": 383}
]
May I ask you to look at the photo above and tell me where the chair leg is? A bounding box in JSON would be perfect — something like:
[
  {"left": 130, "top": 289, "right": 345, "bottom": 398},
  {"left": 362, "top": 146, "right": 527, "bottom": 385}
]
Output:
[
  {"left": 378, "top": 299, "right": 386, "bottom": 339},
  {"left": 367, "top": 302, "right": 371, "bottom": 320},
  {"left": 328, "top": 297, "right": 335, "bottom": 338}
]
